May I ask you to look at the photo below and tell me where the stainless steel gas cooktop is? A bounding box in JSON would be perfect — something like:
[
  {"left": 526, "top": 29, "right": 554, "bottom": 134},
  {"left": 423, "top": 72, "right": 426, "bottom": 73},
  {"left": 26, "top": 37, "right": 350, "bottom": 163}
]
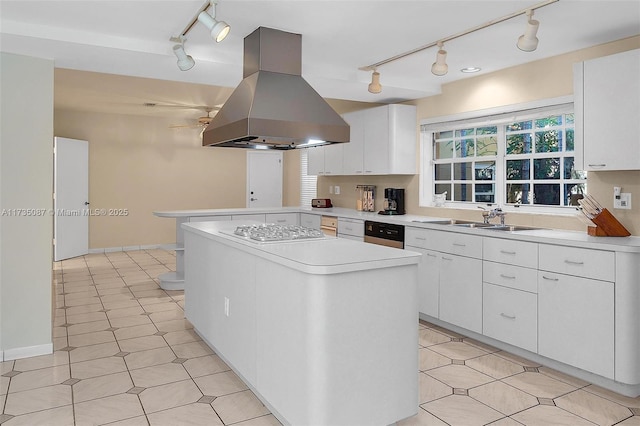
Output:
[{"left": 228, "top": 224, "right": 325, "bottom": 243}]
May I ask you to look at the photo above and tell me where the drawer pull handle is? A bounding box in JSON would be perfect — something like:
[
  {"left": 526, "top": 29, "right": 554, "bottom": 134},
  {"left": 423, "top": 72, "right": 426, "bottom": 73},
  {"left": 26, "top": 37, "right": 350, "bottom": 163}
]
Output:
[
  {"left": 500, "top": 274, "right": 516, "bottom": 280},
  {"left": 588, "top": 163, "right": 606, "bottom": 167},
  {"left": 564, "top": 260, "right": 584, "bottom": 265},
  {"left": 500, "top": 250, "right": 516, "bottom": 255},
  {"left": 500, "top": 313, "right": 516, "bottom": 320},
  {"left": 427, "top": 253, "right": 438, "bottom": 258},
  {"left": 442, "top": 256, "right": 453, "bottom": 261},
  {"left": 542, "top": 275, "right": 559, "bottom": 281},
  {"left": 415, "top": 237, "right": 426, "bottom": 241},
  {"left": 453, "top": 243, "right": 466, "bottom": 247}
]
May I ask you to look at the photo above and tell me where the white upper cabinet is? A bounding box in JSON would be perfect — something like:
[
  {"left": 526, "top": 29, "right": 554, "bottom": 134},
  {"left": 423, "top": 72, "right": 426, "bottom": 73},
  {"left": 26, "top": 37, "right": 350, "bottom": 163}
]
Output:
[
  {"left": 311, "top": 104, "right": 417, "bottom": 176},
  {"left": 574, "top": 49, "right": 640, "bottom": 171}
]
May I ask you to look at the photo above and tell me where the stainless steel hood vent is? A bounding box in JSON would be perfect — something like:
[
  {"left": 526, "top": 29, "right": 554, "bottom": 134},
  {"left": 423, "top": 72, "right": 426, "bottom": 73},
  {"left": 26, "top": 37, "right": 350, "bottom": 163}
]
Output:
[{"left": 202, "top": 27, "right": 350, "bottom": 150}]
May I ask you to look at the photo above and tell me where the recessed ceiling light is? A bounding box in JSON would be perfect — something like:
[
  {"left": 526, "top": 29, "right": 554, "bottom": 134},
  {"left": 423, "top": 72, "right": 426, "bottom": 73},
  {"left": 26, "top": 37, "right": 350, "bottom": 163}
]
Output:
[{"left": 461, "top": 67, "right": 481, "bottom": 73}]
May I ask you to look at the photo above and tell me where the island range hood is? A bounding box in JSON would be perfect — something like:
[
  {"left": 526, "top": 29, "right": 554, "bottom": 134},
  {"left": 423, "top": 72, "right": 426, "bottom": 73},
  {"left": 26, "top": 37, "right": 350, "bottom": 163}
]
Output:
[{"left": 202, "top": 27, "right": 350, "bottom": 150}]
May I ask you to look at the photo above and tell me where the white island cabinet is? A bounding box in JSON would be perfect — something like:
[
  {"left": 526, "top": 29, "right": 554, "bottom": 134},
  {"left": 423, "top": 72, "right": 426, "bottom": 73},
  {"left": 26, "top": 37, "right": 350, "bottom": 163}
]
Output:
[{"left": 182, "top": 220, "right": 421, "bottom": 426}]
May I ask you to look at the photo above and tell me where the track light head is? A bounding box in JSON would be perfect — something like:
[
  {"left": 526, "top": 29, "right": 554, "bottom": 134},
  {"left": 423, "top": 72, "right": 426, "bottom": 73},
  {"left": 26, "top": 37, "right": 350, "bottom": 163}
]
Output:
[
  {"left": 517, "top": 10, "right": 539, "bottom": 52},
  {"left": 172, "top": 42, "right": 195, "bottom": 71},
  {"left": 368, "top": 70, "right": 382, "bottom": 94},
  {"left": 431, "top": 42, "right": 448, "bottom": 76},
  {"left": 198, "top": 1, "right": 230, "bottom": 42}
]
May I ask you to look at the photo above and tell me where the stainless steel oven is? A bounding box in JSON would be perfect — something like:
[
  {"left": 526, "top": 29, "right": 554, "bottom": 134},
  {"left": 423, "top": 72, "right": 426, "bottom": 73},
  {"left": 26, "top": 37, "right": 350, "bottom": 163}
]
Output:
[{"left": 364, "top": 221, "right": 404, "bottom": 249}]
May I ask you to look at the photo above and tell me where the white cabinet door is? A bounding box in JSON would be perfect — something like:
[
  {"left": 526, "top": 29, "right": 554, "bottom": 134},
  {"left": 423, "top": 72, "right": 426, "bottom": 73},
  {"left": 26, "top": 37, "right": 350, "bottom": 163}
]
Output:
[
  {"left": 439, "top": 254, "right": 483, "bottom": 333},
  {"left": 307, "top": 146, "right": 324, "bottom": 176},
  {"left": 266, "top": 212, "right": 299, "bottom": 226},
  {"left": 300, "top": 213, "right": 321, "bottom": 229},
  {"left": 342, "top": 110, "right": 365, "bottom": 174},
  {"left": 232, "top": 214, "right": 266, "bottom": 223},
  {"left": 407, "top": 246, "right": 439, "bottom": 318},
  {"left": 363, "top": 106, "right": 389, "bottom": 174},
  {"left": 538, "top": 271, "right": 614, "bottom": 379},
  {"left": 323, "top": 143, "right": 344, "bottom": 175},
  {"left": 575, "top": 49, "right": 640, "bottom": 171}
]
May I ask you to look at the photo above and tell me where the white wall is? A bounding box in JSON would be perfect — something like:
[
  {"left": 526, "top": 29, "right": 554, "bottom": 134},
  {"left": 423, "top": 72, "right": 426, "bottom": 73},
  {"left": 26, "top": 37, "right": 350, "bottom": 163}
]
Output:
[{"left": 0, "top": 53, "right": 54, "bottom": 359}]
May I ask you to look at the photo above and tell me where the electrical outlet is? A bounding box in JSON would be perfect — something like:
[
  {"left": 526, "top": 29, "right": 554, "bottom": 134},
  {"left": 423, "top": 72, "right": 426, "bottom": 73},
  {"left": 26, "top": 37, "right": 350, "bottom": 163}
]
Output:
[
  {"left": 334, "top": 185, "right": 340, "bottom": 195},
  {"left": 614, "top": 193, "right": 632, "bottom": 209},
  {"left": 224, "top": 297, "right": 230, "bottom": 316}
]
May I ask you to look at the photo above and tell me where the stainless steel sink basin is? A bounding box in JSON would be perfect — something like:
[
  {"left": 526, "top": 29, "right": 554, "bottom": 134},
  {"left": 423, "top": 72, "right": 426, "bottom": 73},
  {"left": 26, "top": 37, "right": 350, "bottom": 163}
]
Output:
[
  {"left": 484, "top": 225, "right": 540, "bottom": 232},
  {"left": 419, "top": 219, "right": 478, "bottom": 225},
  {"left": 452, "top": 222, "right": 495, "bottom": 228}
]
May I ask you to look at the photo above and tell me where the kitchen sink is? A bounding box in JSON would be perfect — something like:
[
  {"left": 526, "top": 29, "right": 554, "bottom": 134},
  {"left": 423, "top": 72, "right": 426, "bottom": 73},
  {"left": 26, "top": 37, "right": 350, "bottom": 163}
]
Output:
[
  {"left": 452, "top": 222, "right": 495, "bottom": 228},
  {"left": 484, "top": 225, "right": 540, "bottom": 232},
  {"left": 414, "top": 219, "right": 478, "bottom": 225}
]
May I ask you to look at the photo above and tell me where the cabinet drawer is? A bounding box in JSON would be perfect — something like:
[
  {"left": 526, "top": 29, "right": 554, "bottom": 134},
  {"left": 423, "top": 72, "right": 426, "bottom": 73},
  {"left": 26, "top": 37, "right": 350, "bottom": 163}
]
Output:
[
  {"left": 483, "top": 261, "right": 537, "bottom": 293},
  {"left": 429, "top": 231, "right": 482, "bottom": 259},
  {"left": 338, "top": 218, "right": 363, "bottom": 237},
  {"left": 483, "top": 283, "right": 537, "bottom": 353},
  {"left": 232, "top": 214, "right": 266, "bottom": 223},
  {"left": 483, "top": 238, "right": 538, "bottom": 269},
  {"left": 320, "top": 215, "right": 338, "bottom": 228},
  {"left": 300, "top": 213, "right": 321, "bottom": 229},
  {"left": 539, "top": 245, "right": 614, "bottom": 282},
  {"left": 405, "top": 227, "right": 432, "bottom": 249},
  {"left": 265, "top": 213, "right": 299, "bottom": 226}
]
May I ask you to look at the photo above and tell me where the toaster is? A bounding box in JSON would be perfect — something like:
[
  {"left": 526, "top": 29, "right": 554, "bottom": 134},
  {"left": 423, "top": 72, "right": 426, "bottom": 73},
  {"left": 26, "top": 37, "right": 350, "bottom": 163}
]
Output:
[{"left": 311, "top": 198, "right": 333, "bottom": 208}]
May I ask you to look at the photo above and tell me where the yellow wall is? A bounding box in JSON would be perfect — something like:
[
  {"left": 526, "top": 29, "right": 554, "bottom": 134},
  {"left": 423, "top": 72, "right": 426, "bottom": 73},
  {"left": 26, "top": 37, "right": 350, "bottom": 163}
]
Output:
[{"left": 320, "top": 35, "right": 640, "bottom": 236}]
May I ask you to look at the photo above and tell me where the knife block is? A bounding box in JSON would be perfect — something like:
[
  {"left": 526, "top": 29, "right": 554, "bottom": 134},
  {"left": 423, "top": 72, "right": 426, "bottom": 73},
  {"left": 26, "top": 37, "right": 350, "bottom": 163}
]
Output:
[{"left": 588, "top": 208, "right": 631, "bottom": 237}]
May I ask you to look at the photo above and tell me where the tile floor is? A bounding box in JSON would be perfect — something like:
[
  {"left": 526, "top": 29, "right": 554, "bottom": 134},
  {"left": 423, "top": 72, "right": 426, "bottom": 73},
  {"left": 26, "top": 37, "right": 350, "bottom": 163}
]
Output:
[{"left": 0, "top": 249, "right": 638, "bottom": 425}]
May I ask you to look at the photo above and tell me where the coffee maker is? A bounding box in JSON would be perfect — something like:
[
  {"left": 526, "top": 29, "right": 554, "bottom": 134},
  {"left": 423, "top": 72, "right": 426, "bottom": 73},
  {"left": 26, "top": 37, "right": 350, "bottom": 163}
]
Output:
[{"left": 379, "top": 188, "right": 405, "bottom": 215}]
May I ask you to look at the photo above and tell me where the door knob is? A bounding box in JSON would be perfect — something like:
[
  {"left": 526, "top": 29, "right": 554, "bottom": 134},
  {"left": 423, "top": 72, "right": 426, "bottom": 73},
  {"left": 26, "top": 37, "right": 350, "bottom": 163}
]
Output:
[
  {"left": 250, "top": 197, "right": 258, "bottom": 201},
  {"left": 84, "top": 201, "right": 90, "bottom": 205}
]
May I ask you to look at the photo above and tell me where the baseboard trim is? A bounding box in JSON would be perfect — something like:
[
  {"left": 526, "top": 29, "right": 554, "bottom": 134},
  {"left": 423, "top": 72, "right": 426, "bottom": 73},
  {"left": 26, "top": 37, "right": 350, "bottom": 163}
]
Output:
[
  {"left": 88, "top": 244, "right": 176, "bottom": 254},
  {"left": 3, "top": 343, "right": 53, "bottom": 361}
]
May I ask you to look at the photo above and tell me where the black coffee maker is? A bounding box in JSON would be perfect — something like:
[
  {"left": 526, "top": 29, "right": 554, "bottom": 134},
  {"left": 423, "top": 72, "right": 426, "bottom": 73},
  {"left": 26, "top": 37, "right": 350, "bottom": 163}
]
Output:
[{"left": 379, "top": 188, "right": 405, "bottom": 215}]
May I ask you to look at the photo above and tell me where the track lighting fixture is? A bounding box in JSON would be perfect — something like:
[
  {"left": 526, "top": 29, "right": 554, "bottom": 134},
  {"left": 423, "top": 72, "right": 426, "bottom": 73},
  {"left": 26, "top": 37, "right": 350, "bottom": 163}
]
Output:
[
  {"left": 358, "top": 0, "right": 557, "bottom": 92},
  {"left": 368, "top": 70, "right": 382, "bottom": 94},
  {"left": 172, "top": 38, "right": 195, "bottom": 71},
  {"left": 517, "top": 9, "right": 540, "bottom": 52},
  {"left": 198, "top": 0, "right": 230, "bottom": 43},
  {"left": 431, "top": 42, "right": 448, "bottom": 76}
]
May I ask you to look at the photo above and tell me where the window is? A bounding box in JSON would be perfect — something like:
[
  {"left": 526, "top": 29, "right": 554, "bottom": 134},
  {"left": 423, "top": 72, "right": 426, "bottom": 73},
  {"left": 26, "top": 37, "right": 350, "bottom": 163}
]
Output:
[
  {"left": 423, "top": 103, "right": 586, "bottom": 209},
  {"left": 300, "top": 149, "right": 317, "bottom": 207}
]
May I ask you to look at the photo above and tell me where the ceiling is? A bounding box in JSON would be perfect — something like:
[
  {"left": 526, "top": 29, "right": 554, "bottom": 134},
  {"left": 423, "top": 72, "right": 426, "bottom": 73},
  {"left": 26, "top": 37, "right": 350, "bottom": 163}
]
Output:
[{"left": 1, "top": 0, "right": 639, "bottom": 123}]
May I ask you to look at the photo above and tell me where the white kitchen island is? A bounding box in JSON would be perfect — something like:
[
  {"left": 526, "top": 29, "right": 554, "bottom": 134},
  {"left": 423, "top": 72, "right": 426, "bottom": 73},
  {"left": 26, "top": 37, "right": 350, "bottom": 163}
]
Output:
[{"left": 182, "top": 220, "right": 421, "bottom": 426}]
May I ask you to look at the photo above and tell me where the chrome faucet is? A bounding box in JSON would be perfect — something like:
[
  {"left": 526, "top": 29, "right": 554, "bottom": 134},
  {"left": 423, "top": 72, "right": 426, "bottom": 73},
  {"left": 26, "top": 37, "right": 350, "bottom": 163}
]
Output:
[{"left": 478, "top": 206, "right": 507, "bottom": 225}]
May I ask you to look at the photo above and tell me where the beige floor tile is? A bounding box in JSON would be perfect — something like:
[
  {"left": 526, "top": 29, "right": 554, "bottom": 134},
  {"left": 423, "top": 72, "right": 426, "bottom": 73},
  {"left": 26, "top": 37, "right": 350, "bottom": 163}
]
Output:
[
  {"left": 8, "top": 365, "right": 70, "bottom": 393},
  {"left": 106, "top": 306, "right": 146, "bottom": 320},
  {"left": 66, "top": 311, "right": 108, "bottom": 324},
  {"left": 429, "top": 341, "right": 489, "bottom": 361},
  {"left": 103, "top": 416, "right": 150, "bottom": 426},
  {"left": 114, "top": 323, "right": 159, "bottom": 340},
  {"left": 194, "top": 370, "right": 248, "bottom": 397},
  {"left": 583, "top": 384, "right": 640, "bottom": 409},
  {"left": 118, "top": 335, "right": 169, "bottom": 353},
  {"left": 465, "top": 353, "right": 524, "bottom": 380},
  {"left": 68, "top": 330, "right": 116, "bottom": 347},
  {"left": 101, "top": 293, "right": 136, "bottom": 304},
  {"left": 142, "top": 302, "right": 181, "bottom": 313},
  {"left": 493, "top": 351, "right": 541, "bottom": 368},
  {"left": 64, "top": 288, "right": 98, "bottom": 300},
  {"left": 397, "top": 407, "right": 449, "bottom": 426},
  {"left": 502, "top": 371, "right": 578, "bottom": 399},
  {"left": 418, "top": 372, "right": 452, "bottom": 404},
  {"left": 70, "top": 356, "right": 127, "bottom": 379},
  {"left": 4, "top": 385, "right": 72, "bottom": 416},
  {"left": 109, "top": 314, "right": 153, "bottom": 328},
  {"left": 130, "top": 362, "right": 190, "bottom": 388},
  {"left": 69, "top": 341, "right": 121, "bottom": 364},
  {"left": 65, "top": 296, "right": 100, "bottom": 307},
  {"left": 183, "top": 354, "right": 230, "bottom": 378},
  {"left": 97, "top": 286, "right": 134, "bottom": 296},
  {"left": 511, "top": 404, "right": 598, "bottom": 425},
  {"left": 64, "top": 303, "right": 104, "bottom": 316},
  {"left": 418, "top": 348, "right": 451, "bottom": 371},
  {"left": 154, "top": 318, "right": 194, "bottom": 333},
  {"left": 74, "top": 393, "right": 145, "bottom": 426},
  {"left": 13, "top": 351, "right": 69, "bottom": 372},
  {"left": 135, "top": 289, "right": 171, "bottom": 300},
  {"left": 163, "top": 329, "right": 201, "bottom": 346},
  {"left": 418, "top": 328, "right": 451, "bottom": 347},
  {"left": 1, "top": 404, "right": 74, "bottom": 426},
  {"left": 149, "top": 308, "right": 185, "bottom": 323},
  {"left": 53, "top": 337, "right": 68, "bottom": 351},
  {"left": 1, "top": 360, "right": 15, "bottom": 374},
  {"left": 618, "top": 417, "right": 640, "bottom": 426},
  {"left": 147, "top": 402, "right": 224, "bottom": 426},
  {"left": 102, "top": 299, "right": 142, "bottom": 310},
  {"left": 539, "top": 366, "right": 591, "bottom": 388},
  {"left": 137, "top": 295, "right": 173, "bottom": 306},
  {"left": 555, "top": 389, "right": 633, "bottom": 425},
  {"left": 489, "top": 417, "right": 525, "bottom": 426},
  {"left": 171, "top": 341, "right": 214, "bottom": 359},
  {"left": 1, "top": 376, "right": 9, "bottom": 395},
  {"left": 73, "top": 371, "right": 133, "bottom": 403},
  {"left": 139, "top": 379, "right": 203, "bottom": 414},
  {"left": 468, "top": 380, "right": 538, "bottom": 415},
  {"left": 422, "top": 394, "right": 503, "bottom": 426},
  {"left": 213, "top": 389, "right": 270, "bottom": 424},
  {"left": 124, "top": 347, "right": 178, "bottom": 370},
  {"left": 67, "top": 319, "right": 111, "bottom": 336},
  {"left": 426, "top": 364, "right": 494, "bottom": 390}
]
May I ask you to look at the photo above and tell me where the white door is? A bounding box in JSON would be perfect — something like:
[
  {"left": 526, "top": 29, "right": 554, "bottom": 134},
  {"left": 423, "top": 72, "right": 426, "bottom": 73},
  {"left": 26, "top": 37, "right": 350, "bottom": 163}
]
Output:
[
  {"left": 247, "top": 151, "right": 283, "bottom": 208},
  {"left": 54, "top": 137, "right": 89, "bottom": 261}
]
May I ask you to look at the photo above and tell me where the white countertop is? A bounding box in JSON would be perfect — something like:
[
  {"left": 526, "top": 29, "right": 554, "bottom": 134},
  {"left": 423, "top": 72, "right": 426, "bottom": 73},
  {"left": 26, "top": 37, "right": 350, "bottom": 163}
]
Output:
[
  {"left": 156, "top": 206, "right": 640, "bottom": 253},
  {"left": 181, "top": 220, "right": 421, "bottom": 275}
]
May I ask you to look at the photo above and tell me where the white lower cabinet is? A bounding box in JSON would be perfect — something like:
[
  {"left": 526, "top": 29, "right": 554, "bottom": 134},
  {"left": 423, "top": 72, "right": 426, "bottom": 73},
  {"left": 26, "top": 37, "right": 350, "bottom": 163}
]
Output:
[
  {"left": 337, "top": 218, "right": 363, "bottom": 241},
  {"left": 439, "top": 253, "right": 483, "bottom": 334},
  {"left": 483, "top": 283, "right": 537, "bottom": 353},
  {"left": 538, "top": 271, "right": 614, "bottom": 379},
  {"left": 407, "top": 246, "right": 439, "bottom": 318},
  {"left": 265, "top": 212, "right": 299, "bottom": 226},
  {"left": 299, "top": 213, "right": 321, "bottom": 229}
]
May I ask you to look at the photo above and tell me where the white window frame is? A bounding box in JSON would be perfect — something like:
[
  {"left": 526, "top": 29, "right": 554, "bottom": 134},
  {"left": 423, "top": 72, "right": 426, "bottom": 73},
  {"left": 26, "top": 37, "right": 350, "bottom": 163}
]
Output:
[{"left": 419, "top": 96, "right": 582, "bottom": 216}]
